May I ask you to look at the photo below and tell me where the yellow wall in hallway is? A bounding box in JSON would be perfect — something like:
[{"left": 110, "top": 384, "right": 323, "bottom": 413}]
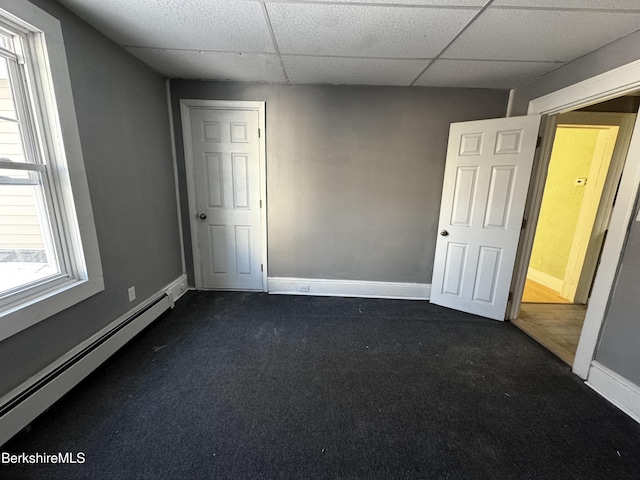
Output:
[{"left": 529, "top": 127, "right": 600, "bottom": 280}]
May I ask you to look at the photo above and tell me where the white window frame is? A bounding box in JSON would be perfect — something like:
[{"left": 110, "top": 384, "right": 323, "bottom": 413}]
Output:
[{"left": 0, "top": 0, "right": 103, "bottom": 341}]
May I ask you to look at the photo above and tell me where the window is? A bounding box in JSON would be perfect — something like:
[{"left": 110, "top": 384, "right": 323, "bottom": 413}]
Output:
[
  {"left": 0, "top": 1, "right": 103, "bottom": 340},
  {"left": 0, "top": 28, "right": 64, "bottom": 299}
]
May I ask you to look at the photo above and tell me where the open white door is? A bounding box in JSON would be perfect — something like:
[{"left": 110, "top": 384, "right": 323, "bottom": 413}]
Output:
[{"left": 431, "top": 115, "right": 542, "bottom": 320}]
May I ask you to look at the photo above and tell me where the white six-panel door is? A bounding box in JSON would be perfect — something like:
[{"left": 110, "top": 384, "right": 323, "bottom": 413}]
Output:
[
  {"left": 430, "top": 115, "right": 542, "bottom": 320},
  {"left": 188, "top": 107, "right": 263, "bottom": 290}
]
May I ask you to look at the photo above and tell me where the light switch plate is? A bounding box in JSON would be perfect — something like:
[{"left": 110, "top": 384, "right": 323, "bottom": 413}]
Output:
[{"left": 575, "top": 178, "right": 587, "bottom": 186}]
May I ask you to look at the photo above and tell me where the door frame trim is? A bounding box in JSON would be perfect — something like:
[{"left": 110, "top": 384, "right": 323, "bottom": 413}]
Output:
[
  {"left": 509, "top": 58, "right": 640, "bottom": 379},
  {"left": 180, "top": 99, "right": 268, "bottom": 292}
]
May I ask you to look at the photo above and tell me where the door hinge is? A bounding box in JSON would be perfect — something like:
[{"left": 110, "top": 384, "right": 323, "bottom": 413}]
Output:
[
  {"left": 536, "top": 136, "right": 542, "bottom": 148},
  {"left": 508, "top": 291, "right": 513, "bottom": 302},
  {"left": 261, "top": 264, "right": 263, "bottom": 272},
  {"left": 521, "top": 218, "right": 527, "bottom": 230},
  {"left": 260, "top": 199, "right": 263, "bottom": 208},
  {"left": 258, "top": 128, "right": 261, "bottom": 138}
]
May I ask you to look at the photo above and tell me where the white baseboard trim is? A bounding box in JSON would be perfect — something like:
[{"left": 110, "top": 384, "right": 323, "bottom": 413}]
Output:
[
  {"left": 526, "top": 267, "right": 564, "bottom": 293},
  {"left": 166, "top": 274, "right": 189, "bottom": 307},
  {"left": 0, "top": 274, "right": 188, "bottom": 446},
  {"left": 587, "top": 361, "right": 640, "bottom": 424},
  {"left": 268, "top": 277, "right": 431, "bottom": 300}
]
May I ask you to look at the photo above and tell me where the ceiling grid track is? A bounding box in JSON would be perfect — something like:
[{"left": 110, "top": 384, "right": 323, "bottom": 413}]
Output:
[
  {"left": 493, "top": 5, "right": 640, "bottom": 14},
  {"left": 56, "top": 0, "right": 640, "bottom": 89},
  {"left": 252, "top": 0, "right": 490, "bottom": 11},
  {"left": 260, "top": 1, "right": 290, "bottom": 83},
  {"left": 409, "top": 0, "right": 495, "bottom": 87}
]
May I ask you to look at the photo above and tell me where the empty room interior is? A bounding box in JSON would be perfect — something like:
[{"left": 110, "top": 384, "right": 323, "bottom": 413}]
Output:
[{"left": 1, "top": 0, "right": 640, "bottom": 478}]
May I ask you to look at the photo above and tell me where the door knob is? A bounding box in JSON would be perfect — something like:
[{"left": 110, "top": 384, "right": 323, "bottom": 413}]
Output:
[
  {"left": 199, "top": 213, "right": 207, "bottom": 220},
  {"left": 440, "top": 230, "right": 449, "bottom": 236}
]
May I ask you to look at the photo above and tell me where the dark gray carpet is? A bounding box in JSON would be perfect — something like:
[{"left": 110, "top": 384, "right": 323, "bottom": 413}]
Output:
[{"left": 2, "top": 291, "right": 640, "bottom": 479}]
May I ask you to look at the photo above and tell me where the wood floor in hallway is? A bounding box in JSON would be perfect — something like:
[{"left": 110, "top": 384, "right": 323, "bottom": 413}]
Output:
[
  {"left": 522, "top": 278, "right": 571, "bottom": 303},
  {"left": 513, "top": 303, "right": 587, "bottom": 365}
]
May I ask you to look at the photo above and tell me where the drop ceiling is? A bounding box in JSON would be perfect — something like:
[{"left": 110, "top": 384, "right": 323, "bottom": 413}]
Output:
[{"left": 56, "top": 0, "right": 640, "bottom": 89}]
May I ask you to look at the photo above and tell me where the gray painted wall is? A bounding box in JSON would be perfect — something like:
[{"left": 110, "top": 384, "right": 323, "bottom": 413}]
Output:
[
  {"left": 511, "top": 30, "right": 640, "bottom": 116},
  {"left": 596, "top": 216, "right": 640, "bottom": 386},
  {"left": 510, "top": 30, "right": 640, "bottom": 116},
  {"left": 0, "top": 1, "right": 182, "bottom": 397},
  {"left": 511, "top": 32, "right": 640, "bottom": 386},
  {"left": 170, "top": 81, "right": 508, "bottom": 285}
]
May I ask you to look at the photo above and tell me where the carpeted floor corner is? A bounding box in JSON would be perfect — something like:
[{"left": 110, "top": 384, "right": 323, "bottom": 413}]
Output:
[{"left": 2, "top": 291, "right": 640, "bottom": 479}]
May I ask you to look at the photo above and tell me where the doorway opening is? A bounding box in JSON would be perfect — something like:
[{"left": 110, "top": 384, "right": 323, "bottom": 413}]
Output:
[{"left": 512, "top": 97, "right": 639, "bottom": 366}]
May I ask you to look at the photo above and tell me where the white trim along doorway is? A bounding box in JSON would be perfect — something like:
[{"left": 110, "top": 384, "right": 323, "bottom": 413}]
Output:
[
  {"left": 508, "top": 59, "right": 640, "bottom": 380},
  {"left": 180, "top": 100, "right": 268, "bottom": 292}
]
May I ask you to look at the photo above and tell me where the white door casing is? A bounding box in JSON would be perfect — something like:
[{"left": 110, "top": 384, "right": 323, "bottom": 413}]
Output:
[
  {"left": 521, "top": 59, "right": 640, "bottom": 379},
  {"left": 431, "top": 115, "right": 542, "bottom": 320},
  {"left": 181, "top": 101, "right": 267, "bottom": 291}
]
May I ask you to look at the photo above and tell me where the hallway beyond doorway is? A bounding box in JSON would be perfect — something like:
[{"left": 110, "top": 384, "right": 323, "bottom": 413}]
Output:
[{"left": 513, "top": 303, "right": 587, "bottom": 365}]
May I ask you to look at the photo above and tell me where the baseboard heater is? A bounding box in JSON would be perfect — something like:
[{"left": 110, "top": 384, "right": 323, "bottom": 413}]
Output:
[{"left": 0, "top": 293, "right": 171, "bottom": 446}]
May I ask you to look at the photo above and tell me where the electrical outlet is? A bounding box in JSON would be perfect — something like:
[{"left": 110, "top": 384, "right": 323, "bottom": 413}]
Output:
[
  {"left": 128, "top": 286, "right": 136, "bottom": 302},
  {"left": 297, "top": 284, "right": 310, "bottom": 292}
]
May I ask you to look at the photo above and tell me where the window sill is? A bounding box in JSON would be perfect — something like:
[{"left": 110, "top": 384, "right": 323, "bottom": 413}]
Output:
[{"left": 0, "top": 274, "right": 104, "bottom": 341}]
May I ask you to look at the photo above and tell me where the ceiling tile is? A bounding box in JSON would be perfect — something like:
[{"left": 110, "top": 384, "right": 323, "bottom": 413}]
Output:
[
  {"left": 492, "top": 0, "right": 640, "bottom": 10},
  {"left": 282, "top": 56, "right": 429, "bottom": 86},
  {"left": 267, "top": 3, "right": 480, "bottom": 58},
  {"left": 58, "top": 0, "right": 275, "bottom": 51},
  {"left": 125, "top": 48, "right": 286, "bottom": 82},
  {"left": 414, "top": 59, "right": 562, "bottom": 88},
  {"left": 444, "top": 8, "right": 640, "bottom": 61}
]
